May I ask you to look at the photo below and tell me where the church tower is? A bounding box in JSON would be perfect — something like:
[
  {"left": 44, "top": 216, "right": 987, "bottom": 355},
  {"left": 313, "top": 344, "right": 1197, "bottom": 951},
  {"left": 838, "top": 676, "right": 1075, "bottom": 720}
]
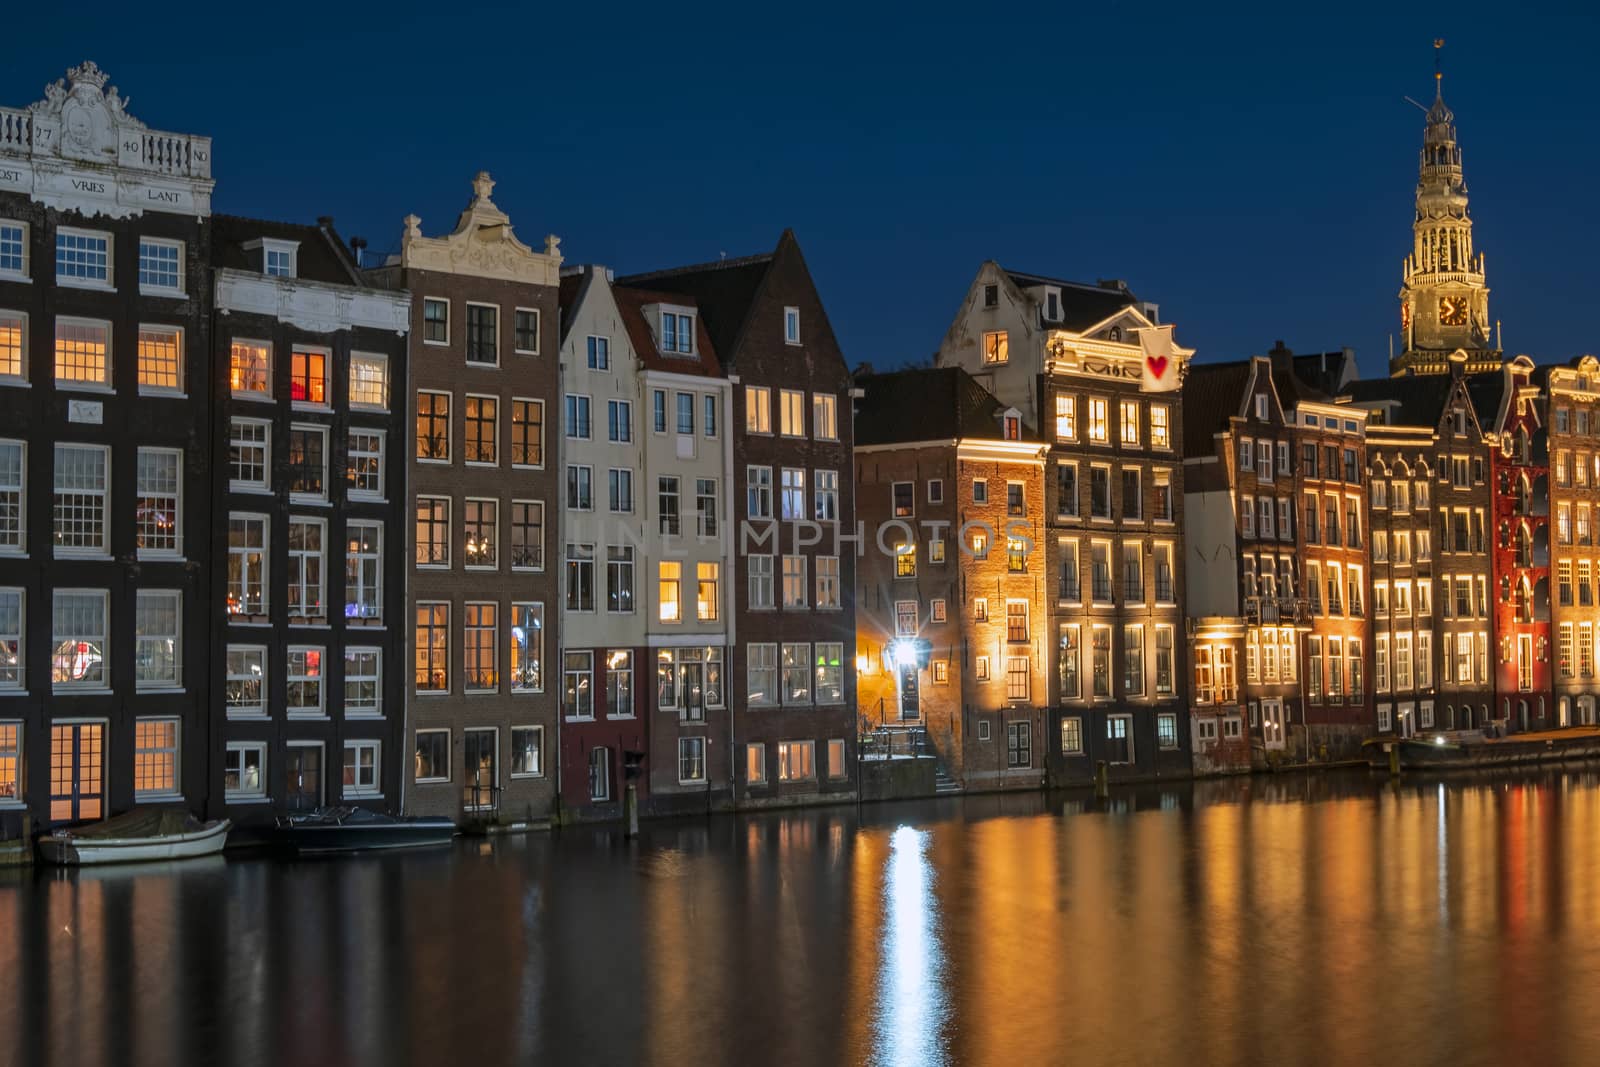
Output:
[{"left": 1391, "top": 44, "right": 1502, "bottom": 377}]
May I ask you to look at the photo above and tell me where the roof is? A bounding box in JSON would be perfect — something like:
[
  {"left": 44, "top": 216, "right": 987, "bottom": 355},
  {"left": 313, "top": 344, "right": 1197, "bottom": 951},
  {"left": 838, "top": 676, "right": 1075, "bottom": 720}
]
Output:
[
  {"left": 1180, "top": 361, "right": 1251, "bottom": 456},
  {"left": 611, "top": 284, "right": 721, "bottom": 377},
  {"left": 211, "top": 214, "right": 362, "bottom": 285},
  {"left": 557, "top": 268, "right": 595, "bottom": 345},
  {"left": 1345, "top": 375, "right": 1453, "bottom": 429},
  {"left": 855, "top": 366, "right": 1036, "bottom": 446},
  {"left": 1465, "top": 371, "right": 1505, "bottom": 429},
  {"left": 1002, "top": 268, "right": 1139, "bottom": 332},
  {"left": 616, "top": 249, "right": 774, "bottom": 365}
]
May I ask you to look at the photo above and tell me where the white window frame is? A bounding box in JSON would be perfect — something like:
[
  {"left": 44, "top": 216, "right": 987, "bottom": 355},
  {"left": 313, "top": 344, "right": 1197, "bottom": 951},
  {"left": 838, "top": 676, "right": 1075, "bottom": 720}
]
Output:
[
  {"left": 0, "top": 588, "right": 22, "bottom": 692},
  {"left": 134, "top": 446, "right": 183, "bottom": 560},
  {"left": 50, "top": 589, "right": 109, "bottom": 691},
  {"left": 511, "top": 725, "right": 545, "bottom": 778},
  {"left": 134, "top": 589, "right": 182, "bottom": 691},
  {"left": 0, "top": 309, "right": 26, "bottom": 386},
  {"left": 344, "top": 646, "right": 383, "bottom": 718},
  {"left": 422, "top": 297, "right": 450, "bottom": 347},
  {"left": 52, "top": 443, "right": 109, "bottom": 558},
  {"left": 0, "top": 220, "right": 28, "bottom": 282},
  {"left": 133, "top": 717, "right": 182, "bottom": 799},
  {"left": 415, "top": 729, "right": 451, "bottom": 782},
  {"left": 513, "top": 306, "right": 541, "bottom": 355},
  {"left": 55, "top": 227, "right": 113, "bottom": 290},
  {"left": 136, "top": 323, "right": 184, "bottom": 396},
  {"left": 137, "top": 237, "right": 185, "bottom": 297},
  {"left": 342, "top": 740, "right": 381, "bottom": 799},
  {"left": 349, "top": 352, "right": 390, "bottom": 411},
  {"left": 225, "top": 645, "right": 267, "bottom": 718},
  {"left": 286, "top": 645, "right": 326, "bottom": 718},
  {"left": 347, "top": 428, "right": 386, "bottom": 501},
  {"left": 53, "top": 316, "right": 112, "bottom": 391},
  {"left": 286, "top": 516, "right": 327, "bottom": 620},
  {"left": 287, "top": 423, "right": 329, "bottom": 504},
  {"left": 784, "top": 306, "right": 801, "bottom": 345},
  {"left": 224, "top": 742, "right": 267, "bottom": 801}
]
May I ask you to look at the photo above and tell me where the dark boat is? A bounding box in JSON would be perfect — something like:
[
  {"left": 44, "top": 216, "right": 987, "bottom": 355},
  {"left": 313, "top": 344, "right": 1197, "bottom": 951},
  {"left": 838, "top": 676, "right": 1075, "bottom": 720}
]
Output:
[{"left": 274, "top": 806, "right": 456, "bottom": 854}]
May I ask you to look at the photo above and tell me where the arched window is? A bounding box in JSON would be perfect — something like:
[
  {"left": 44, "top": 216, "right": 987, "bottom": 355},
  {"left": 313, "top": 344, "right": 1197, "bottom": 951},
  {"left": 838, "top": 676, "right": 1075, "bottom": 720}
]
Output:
[
  {"left": 1108, "top": 326, "right": 1123, "bottom": 343},
  {"left": 1518, "top": 428, "right": 1531, "bottom": 464},
  {"left": 1519, "top": 474, "right": 1533, "bottom": 515},
  {"left": 1517, "top": 523, "right": 1533, "bottom": 567},
  {"left": 1517, "top": 578, "right": 1533, "bottom": 622}
]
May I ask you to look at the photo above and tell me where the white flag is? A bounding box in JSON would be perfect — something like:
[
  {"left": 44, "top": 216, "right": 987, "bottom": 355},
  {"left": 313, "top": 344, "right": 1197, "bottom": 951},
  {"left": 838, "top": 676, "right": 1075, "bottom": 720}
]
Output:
[{"left": 1137, "top": 325, "right": 1179, "bottom": 393}]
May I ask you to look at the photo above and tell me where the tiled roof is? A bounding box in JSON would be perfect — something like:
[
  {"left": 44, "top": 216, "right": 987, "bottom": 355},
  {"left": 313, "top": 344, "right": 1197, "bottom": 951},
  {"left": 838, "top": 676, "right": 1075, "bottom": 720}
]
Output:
[
  {"left": 616, "top": 248, "right": 775, "bottom": 365},
  {"left": 611, "top": 284, "right": 721, "bottom": 376},
  {"left": 1465, "top": 371, "right": 1506, "bottom": 429},
  {"left": 1181, "top": 361, "right": 1251, "bottom": 456},
  {"left": 212, "top": 214, "right": 362, "bottom": 285},
  {"left": 1345, "top": 375, "right": 1453, "bottom": 429},
  {"left": 855, "top": 366, "right": 1036, "bottom": 446}
]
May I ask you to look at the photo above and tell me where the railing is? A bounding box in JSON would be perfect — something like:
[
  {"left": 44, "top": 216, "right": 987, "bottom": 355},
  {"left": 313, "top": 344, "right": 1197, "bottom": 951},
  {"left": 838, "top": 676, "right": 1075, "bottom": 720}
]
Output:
[
  {"left": 0, "top": 105, "right": 212, "bottom": 179},
  {"left": 0, "top": 108, "right": 30, "bottom": 152},
  {"left": 463, "top": 783, "right": 501, "bottom": 816},
  {"left": 859, "top": 725, "right": 934, "bottom": 761}
]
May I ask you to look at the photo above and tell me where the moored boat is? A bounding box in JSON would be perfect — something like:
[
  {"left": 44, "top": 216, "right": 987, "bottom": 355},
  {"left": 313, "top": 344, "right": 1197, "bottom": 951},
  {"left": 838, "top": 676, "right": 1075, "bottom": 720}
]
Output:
[
  {"left": 275, "top": 806, "right": 456, "bottom": 854},
  {"left": 37, "top": 809, "right": 231, "bottom": 866}
]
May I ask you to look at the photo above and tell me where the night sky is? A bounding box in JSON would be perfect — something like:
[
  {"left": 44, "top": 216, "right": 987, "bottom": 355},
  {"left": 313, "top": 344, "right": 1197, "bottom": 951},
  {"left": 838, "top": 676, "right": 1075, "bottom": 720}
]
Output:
[{"left": 6, "top": 7, "right": 1597, "bottom": 379}]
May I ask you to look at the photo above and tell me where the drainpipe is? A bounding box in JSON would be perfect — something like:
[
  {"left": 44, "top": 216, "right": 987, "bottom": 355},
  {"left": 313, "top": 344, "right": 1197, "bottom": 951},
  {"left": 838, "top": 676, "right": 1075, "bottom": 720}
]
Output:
[{"left": 723, "top": 379, "right": 736, "bottom": 808}]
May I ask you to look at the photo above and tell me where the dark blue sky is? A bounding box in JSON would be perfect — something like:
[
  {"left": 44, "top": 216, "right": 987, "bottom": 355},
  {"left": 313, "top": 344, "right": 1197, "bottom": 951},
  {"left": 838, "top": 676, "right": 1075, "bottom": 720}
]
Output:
[{"left": 7, "top": 8, "right": 1597, "bottom": 378}]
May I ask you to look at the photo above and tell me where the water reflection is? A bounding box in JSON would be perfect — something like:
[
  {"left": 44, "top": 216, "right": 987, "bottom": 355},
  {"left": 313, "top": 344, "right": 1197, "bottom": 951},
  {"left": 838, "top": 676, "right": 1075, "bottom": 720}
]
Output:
[{"left": 7, "top": 771, "right": 1600, "bottom": 1064}]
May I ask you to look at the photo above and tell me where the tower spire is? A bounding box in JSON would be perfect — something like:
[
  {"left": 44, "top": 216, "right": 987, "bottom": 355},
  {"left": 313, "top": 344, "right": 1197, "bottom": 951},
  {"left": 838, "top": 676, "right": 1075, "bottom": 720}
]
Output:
[{"left": 1434, "top": 37, "right": 1444, "bottom": 98}]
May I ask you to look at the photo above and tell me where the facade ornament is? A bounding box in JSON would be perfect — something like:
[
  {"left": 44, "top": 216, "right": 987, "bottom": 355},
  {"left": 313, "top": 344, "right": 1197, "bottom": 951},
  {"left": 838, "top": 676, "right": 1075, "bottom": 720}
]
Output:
[
  {"left": 545, "top": 233, "right": 561, "bottom": 257},
  {"left": 403, "top": 214, "right": 422, "bottom": 240},
  {"left": 396, "top": 173, "right": 562, "bottom": 284}
]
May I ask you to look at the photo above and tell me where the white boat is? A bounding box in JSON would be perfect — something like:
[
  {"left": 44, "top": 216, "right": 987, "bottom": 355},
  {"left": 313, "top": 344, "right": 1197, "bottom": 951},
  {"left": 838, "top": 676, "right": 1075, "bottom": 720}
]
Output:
[{"left": 37, "top": 809, "right": 232, "bottom": 866}]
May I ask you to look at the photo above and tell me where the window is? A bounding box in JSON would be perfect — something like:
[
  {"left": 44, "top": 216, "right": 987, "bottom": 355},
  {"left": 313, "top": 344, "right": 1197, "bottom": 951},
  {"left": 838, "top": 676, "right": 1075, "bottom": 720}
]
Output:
[
  {"left": 1150, "top": 404, "right": 1170, "bottom": 449},
  {"left": 345, "top": 647, "right": 381, "bottom": 717},
  {"left": 748, "top": 644, "right": 778, "bottom": 706},
  {"left": 224, "top": 743, "right": 266, "bottom": 800},
  {"left": 1059, "top": 624, "right": 1081, "bottom": 700},
  {"left": 225, "top": 646, "right": 265, "bottom": 716},
  {"left": 55, "top": 318, "right": 110, "bottom": 386},
  {"left": 894, "top": 600, "right": 919, "bottom": 636},
  {"left": 808, "top": 394, "right": 839, "bottom": 441},
  {"left": 128, "top": 723, "right": 176, "bottom": 796},
  {"left": 56, "top": 229, "right": 110, "bottom": 286},
  {"left": 513, "top": 308, "right": 540, "bottom": 354},
  {"left": 416, "top": 391, "right": 451, "bottom": 461},
  {"left": 511, "top": 603, "right": 545, "bottom": 691},
  {"left": 749, "top": 555, "right": 775, "bottom": 609},
  {"left": 781, "top": 468, "right": 807, "bottom": 521},
  {"left": 1055, "top": 463, "right": 1079, "bottom": 518},
  {"left": 565, "top": 394, "right": 592, "bottom": 440},
  {"left": 463, "top": 603, "right": 498, "bottom": 691},
  {"left": 0, "top": 220, "right": 27, "bottom": 280},
  {"left": 287, "top": 426, "right": 327, "bottom": 501},
  {"left": 53, "top": 444, "right": 107, "bottom": 555},
  {"left": 504, "top": 398, "right": 543, "bottom": 467},
  {"left": 566, "top": 543, "right": 596, "bottom": 612},
  {"left": 262, "top": 240, "right": 296, "bottom": 278},
  {"left": 778, "top": 740, "right": 816, "bottom": 781},
  {"left": 415, "top": 603, "right": 449, "bottom": 692},
  {"left": 462, "top": 498, "right": 498, "bottom": 569},
  {"left": 1120, "top": 400, "right": 1140, "bottom": 447},
  {"left": 658, "top": 476, "right": 681, "bottom": 536},
  {"left": 0, "top": 589, "right": 20, "bottom": 691},
  {"left": 423, "top": 298, "right": 449, "bottom": 344},
  {"left": 1121, "top": 470, "right": 1141, "bottom": 521},
  {"left": 1090, "top": 466, "right": 1112, "bottom": 519},
  {"left": 0, "top": 310, "right": 23, "bottom": 382},
  {"left": 1092, "top": 626, "right": 1111, "bottom": 697},
  {"left": 1124, "top": 624, "right": 1145, "bottom": 696},
  {"left": 746, "top": 385, "right": 772, "bottom": 433},
  {"left": 415, "top": 497, "right": 450, "bottom": 567},
  {"left": 339, "top": 351, "right": 389, "bottom": 410},
  {"left": 1157, "top": 713, "right": 1178, "bottom": 750},
  {"left": 1006, "top": 599, "right": 1029, "bottom": 643},
  {"left": 466, "top": 303, "right": 498, "bottom": 364},
  {"left": 895, "top": 542, "right": 916, "bottom": 579},
  {"left": 819, "top": 559, "right": 844, "bottom": 607},
  {"left": 973, "top": 480, "right": 988, "bottom": 504},
  {"left": 654, "top": 560, "right": 683, "bottom": 623},
  {"left": 347, "top": 429, "right": 385, "bottom": 500},
  {"left": 1055, "top": 395, "right": 1077, "bottom": 440},
  {"left": 782, "top": 305, "right": 801, "bottom": 345},
  {"left": 567, "top": 465, "right": 593, "bottom": 510},
  {"left": 782, "top": 555, "right": 808, "bottom": 608},
  {"left": 576, "top": 748, "right": 611, "bottom": 808},
  {"left": 289, "top": 349, "right": 328, "bottom": 406},
  {"left": 697, "top": 562, "right": 719, "bottom": 622},
  {"left": 1007, "top": 481, "right": 1026, "bottom": 517},
  {"left": 678, "top": 737, "right": 707, "bottom": 784},
  {"left": 607, "top": 399, "right": 632, "bottom": 444},
  {"left": 130, "top": 589, "right": 181, "bottom": 690},
  {"left": 704, "top": 394, "right": 718, "bottom": 438},
  {"left": 1088, "top": 398, "right": 1109, "bottom": 443},
  {"left": 747, "top": 466, "right": 773, "bottom": 519},
  {"left": 675, "top": 392, "right": 695, "bottom": 435},
  {"left": 558, "top": 651, "right": 593, "bottom": 720},
  {"left": 660, "top": 310, "right": 695, "bottom": 353},
  {"left": 1006, "top": 721, "right": 1032, "bottom": 767},
  {"left": 1006, "top": 656, "right": 1030, "bottom": 701},
  {"left": 343, "top": 741, "right": 380, "bottom": 798},
  {"left": 135, "top": 448, "right": 182, "bottom": 557},
  {"left": 502, "top": 499, "right": 541, "bottom": 571},
  {"left": 346, "top": 521, "right": 382, "bottom": 619},
  {"left": 286, "top": 518, "right": 326, "bottom": 619},
  {"left": 780, "top": 389, "right": 806, "bottom": 436},
  {"left": 415, "top": 730, "right": 449, "bottom": 782},
  {"left": 136, "top": 325, "right": 183, "bottom": 393},
  {"left": 983, "top": 330, "right": 1008, "bottom": 364},
  {"left": 286, "top": 647, "right": 324, "bottom": 716},
  {"left": 586, "top": 335, "right": 609, "bottom": 370},
  {"left": 605, "top": 651, "right": 633, "bottom": 716}
]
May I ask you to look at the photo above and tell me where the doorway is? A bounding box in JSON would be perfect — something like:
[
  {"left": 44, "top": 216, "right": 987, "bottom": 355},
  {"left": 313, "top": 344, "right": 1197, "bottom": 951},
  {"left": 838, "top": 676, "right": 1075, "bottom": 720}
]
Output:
[
  {"left": 464, "top": 728, "right": 497, "bottom": 812},
  {"left": 49, "top": 722, "right": 104, "bottom": 824},
  {"left": 285, "top": 743, "right": 323, "bottom": 812},
  {"left": 1261, "top": 699, "right": 1285, "bottom": 750}
]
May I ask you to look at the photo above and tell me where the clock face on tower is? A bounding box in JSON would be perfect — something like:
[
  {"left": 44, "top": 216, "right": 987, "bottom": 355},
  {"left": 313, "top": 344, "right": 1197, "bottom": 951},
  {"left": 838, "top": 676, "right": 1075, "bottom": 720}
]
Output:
[{"left": 1439, "top": 296, "right": 1469, "bottom": 327}]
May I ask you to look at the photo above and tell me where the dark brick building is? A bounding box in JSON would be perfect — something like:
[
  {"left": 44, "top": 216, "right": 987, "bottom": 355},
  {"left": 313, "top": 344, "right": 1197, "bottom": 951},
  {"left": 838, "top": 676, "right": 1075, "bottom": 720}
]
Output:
[{"left": 0, "top": 62, "right": 216, "bottom": 832}]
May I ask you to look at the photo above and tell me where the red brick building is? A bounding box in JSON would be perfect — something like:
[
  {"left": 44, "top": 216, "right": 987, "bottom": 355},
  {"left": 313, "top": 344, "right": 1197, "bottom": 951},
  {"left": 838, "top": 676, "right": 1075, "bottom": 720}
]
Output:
[{"left": 854, "top": 368, "right": 1049, "bottom": 789}]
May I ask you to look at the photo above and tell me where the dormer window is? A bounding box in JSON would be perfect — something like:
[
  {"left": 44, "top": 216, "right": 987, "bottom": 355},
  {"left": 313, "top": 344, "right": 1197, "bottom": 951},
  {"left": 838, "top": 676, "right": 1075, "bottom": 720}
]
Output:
[
  {"left": 784, "top": 307, "right": 800, "bottom": 345},
  {"left": 983, "top": 284, "right": 998, "bottom": 308},
  {"left": 660, "top": 310, "right": 695, "bottom": 355},
  {"left": 1044, "top": 287, "right": 1060, "bottom": 323},
  {"left": 1003, "top": 412, "right": 1021, "bottom": 441},
  {"left": 250, "top": 237, "right": 300, "bottom": 279}
]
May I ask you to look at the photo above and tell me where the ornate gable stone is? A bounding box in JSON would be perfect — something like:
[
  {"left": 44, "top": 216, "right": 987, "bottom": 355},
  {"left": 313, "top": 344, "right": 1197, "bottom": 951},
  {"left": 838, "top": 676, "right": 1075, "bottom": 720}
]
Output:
[{"left": 397, "top": 171, "right": 562, "bottom": 286}]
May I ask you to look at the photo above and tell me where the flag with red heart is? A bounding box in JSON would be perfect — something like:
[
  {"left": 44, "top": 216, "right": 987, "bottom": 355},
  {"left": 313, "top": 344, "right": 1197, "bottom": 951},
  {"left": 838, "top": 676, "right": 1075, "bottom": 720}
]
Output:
[{"left": 1136, "top": 325, "right": 1179, "bottom": 392}]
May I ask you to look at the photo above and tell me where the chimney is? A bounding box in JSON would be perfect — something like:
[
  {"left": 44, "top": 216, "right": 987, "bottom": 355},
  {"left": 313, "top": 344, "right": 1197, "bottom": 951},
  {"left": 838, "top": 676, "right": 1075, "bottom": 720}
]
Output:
[
  {"left": 1097, "top": 278, "right": 1128, "bottom": 292},
  {"left": 349, "top": 236, "right": 368, "bottom": 268}
]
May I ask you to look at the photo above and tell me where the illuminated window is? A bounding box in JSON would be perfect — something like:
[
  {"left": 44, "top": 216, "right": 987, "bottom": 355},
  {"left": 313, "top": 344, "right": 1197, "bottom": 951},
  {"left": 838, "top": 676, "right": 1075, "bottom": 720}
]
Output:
[
  {"left": 813, "top": 394, "right": 838, "bottom": 440},
  {"left": 697, "top": 562, "right": 719, "bottom": 622},
  {"left": 0, "top": 310, "right": 24, "bottom": 381},
  {"left": 465, "top": 396, "right": 498, "bottom": 463},
  {"left": 780, "top": 389, "right": 806, "bottom": 436},
  {"left": 983, "top": 330, "right": 1008, "bottom": 364},
  {"left": 463, "top": 603, "right": 498, "bottom": 691},
  {"left": 1088, "top": 397, "right": 1108, "bottom": 443},
  {"left": 415, "top": 603, "right": 449, "bottom": 691},
  {"left": 463, "top": 498, "right": 497, "bottom": 568},
  {"left": 0, "top": 722, "right": 19, "bottom": 800},
  {"left": 0, "top": 589, "right": 20, "bottom": 690},
  {"left": 349, "top": 353, "right": 389, "bottom": 409},
  {"left": 511, "top": 603, "right": 545, "bottom": 692},
  {"left": 1055, "top": 395, "right": 1076, "bottom": 439},
  {"left": 290, "top": 349, "right": 327, "bottom": 405},
  {"left": 133, "top": 718, "right": 180, "bottom": 796},
  {"left": 1150, "top": 404, "right": 1170, "bottom": 449},
  {"left": 1120, "top": 400, "right": 1140, "bottom": 446},
  {"left": 346, "top": 521, "right": 383, "bottom": 619},
  {"left": 659, "top": 561, "right": 682, "bottom": 623},
  {"left": 135, "top": 448, "right": 182, "bottom": 557},
  {"left": 137, "top": 325, "right": 182, "bottom": 392},
  {"left": 745, "top": 386, "right": 772, "bottom": 433},
  {"left": 54, "top": 318, "right": 109, "bottom": 386},
  {"left": 52, "top": 590, "right": 108, "bottom": 689}
]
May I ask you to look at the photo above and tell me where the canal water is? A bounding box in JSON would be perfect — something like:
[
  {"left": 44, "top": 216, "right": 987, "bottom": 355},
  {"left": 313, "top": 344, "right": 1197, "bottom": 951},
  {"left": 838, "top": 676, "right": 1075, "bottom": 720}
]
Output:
[{"left": 6, "top": 770, "right": 1600, "bottom": 1066}]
